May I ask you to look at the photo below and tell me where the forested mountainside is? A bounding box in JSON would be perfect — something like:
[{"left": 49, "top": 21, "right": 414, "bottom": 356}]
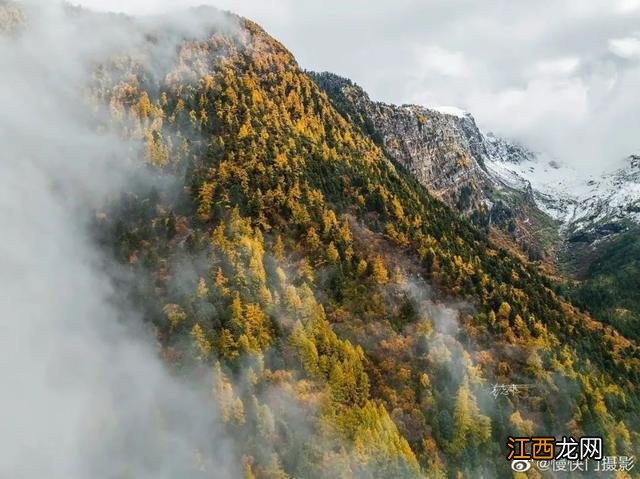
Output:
[
  {"left": 309, "top": 72, "right": 560, "bottom": 265},
  {"left": 565, "top": 225, "right": 640, "bottom": 342},
  {"left": 8, "top": 4, "right": 639, "bottom": 478},
  {"left": 310, "top": 72, "right": 640, "bottom": 371}
]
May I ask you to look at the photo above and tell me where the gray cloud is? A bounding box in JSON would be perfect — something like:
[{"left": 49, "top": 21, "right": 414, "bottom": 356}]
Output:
[
  {"left": 0, "top": 4, "right": 240, "bottom": 478},
  {"left": 76, "top": 0, "right": 640, "bottom": 173}
]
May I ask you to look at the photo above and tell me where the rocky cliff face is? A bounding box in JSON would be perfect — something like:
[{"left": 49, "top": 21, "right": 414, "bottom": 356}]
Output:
[{"left": 371, "top": 104, "right": 493, "bottom": 212}]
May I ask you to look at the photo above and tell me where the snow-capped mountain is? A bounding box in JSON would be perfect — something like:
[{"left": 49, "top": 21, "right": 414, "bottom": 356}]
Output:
[{"left": 485, "top": 143, "right": 640, "bottom": 236}]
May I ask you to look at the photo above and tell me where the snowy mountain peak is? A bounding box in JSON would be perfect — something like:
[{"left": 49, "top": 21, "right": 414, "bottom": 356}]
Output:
[{"left": 485, "top": 141, "right": 640, "bottom": 234}]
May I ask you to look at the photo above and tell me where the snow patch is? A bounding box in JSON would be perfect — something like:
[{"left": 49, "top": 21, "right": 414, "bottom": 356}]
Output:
[{"left": 429, "top": 105, "right": 469, "bottom": 118}]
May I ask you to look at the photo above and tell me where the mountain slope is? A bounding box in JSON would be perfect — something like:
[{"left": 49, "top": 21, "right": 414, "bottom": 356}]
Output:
[
  {"left": 310, "top": 72, "right": 640, "bottom": 345},
  {"left": 20, "top": 5, "right": 640, "bottom": 478},
  {"left": 310, "top": 72, "right": 561, "bottom": 264},
  {"left": 308, "top": 72, "right": 490, "bottom": 213}
]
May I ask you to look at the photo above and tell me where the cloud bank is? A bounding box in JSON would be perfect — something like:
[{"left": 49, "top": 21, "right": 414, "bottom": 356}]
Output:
[{"left": 0, "top": 4, "right": 237, "bottom": 478}]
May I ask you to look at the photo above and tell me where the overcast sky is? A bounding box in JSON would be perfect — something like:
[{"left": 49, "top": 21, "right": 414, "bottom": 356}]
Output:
[{"left": 74, "top": 0, "right": 640, "bottom": 172}]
